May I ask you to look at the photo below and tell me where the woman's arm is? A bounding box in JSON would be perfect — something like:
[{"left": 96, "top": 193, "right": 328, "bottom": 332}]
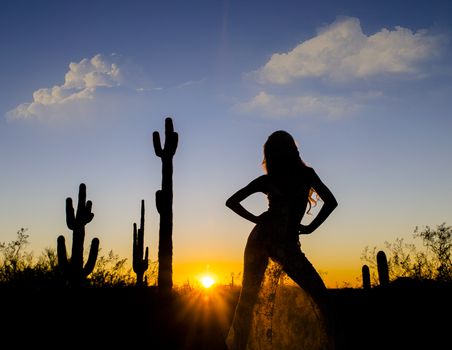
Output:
[
  {"left": 299, "top": 169, "right": 338, "bottom": 234},
  {"left": 226, "top": 176, "right": 266, "bottom": 224}
]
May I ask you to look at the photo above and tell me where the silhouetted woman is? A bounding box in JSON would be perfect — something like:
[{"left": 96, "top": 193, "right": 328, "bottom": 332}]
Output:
[{"left": 225, "top": 130, "right": 338, "bottom": 350}]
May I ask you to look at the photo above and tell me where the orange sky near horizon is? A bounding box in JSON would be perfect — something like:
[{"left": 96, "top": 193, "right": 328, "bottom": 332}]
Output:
[{"left": 172, "top": 260, "right": 362, "bottom": 289}]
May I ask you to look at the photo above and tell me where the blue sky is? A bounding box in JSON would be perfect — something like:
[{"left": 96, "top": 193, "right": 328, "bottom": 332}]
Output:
[{"left": 1, "top": 0, "right": 452, "bottom": 286}]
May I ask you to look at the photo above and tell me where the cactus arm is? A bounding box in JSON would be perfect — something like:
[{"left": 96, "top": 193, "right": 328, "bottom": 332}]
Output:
[
  {"left": 83, "top": 238, "right": 99, "bottom": 277},
  {"left": 153, "top": 118, "right": 178, "bottom": 159},
  {"left": 75, "top": 183, "right": 94, "bottom": 224},
  {"left": 66, "top": 198, "right": 76, "bottom": 230},
  {"left": 153, "top": 132, "right": 163, "bottom": 157},
  {"left": 84, "top": 200, "right": 94, "bottom": 224},
  {"left": 164, "top": 117, "right": 178, "bottom": 156},
  {"left": 155, "top": 190, "right": 163, "bottom": 214},
  {"left": 76, "top": 183, "right": 86, "bottom": 220}
]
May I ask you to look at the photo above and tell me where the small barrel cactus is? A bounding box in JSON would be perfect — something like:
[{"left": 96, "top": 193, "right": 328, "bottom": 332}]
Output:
[
  {"left": 362, "top": 264, "right": 371, "bottom": 289},
  {"left": 377, "top": 250, "right": 389, "bottom": 287}
]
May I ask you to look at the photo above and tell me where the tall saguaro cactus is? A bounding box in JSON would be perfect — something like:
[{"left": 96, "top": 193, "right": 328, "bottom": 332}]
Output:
[
  {"left": 153, "top": 117, "right": 178, "bottom": 294},
  {"left": 57, "top": 183, "right": 99, "bottom": 287},
  {"left": 133, "top": 199, "right": 149, "bottom": 286}
]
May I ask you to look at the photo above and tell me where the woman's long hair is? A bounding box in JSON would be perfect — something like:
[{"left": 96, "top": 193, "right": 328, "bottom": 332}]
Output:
[{"left": 262, "top": 130, "right": 317, "bottom": 212}]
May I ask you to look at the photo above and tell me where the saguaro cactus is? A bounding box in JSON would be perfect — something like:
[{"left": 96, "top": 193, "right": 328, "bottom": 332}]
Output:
[
  {"left": 133, "top": 199, "right": 149, "bottom": 286},
  {"left": 362, "top": 264, "right": 371, "bottom": 289},
  {"left": 377, "top": 250, "right": 389, "bottom": 287},
  {"left": 57, "top": 183, "right": 99, "bottom": 287},
  {"left": 153, "top": 117, "right": 178, "bottom": 294}
]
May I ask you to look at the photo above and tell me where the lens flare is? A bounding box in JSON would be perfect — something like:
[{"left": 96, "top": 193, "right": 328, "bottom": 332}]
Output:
[{"left": 200, "top": 275, "right": 215, "bottom": 289}]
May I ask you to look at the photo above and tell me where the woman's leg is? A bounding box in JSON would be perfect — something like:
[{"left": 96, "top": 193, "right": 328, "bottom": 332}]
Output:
[
  {"left": 227, "top": 227, "right": 269, "bottom": 350},
  {"left": 272, "top": 244, "right": 335, "bottom": 348},
  {"left": 275, "top": 245, "right": 327, "bottom": 308}
]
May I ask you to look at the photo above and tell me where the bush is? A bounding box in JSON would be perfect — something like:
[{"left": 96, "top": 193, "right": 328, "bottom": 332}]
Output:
[
  {"left": 0, "top": 228, "right": 157, "bottom": 288},
  {"left": 361, "top": 222, "right": 452, "bottom": 284}
]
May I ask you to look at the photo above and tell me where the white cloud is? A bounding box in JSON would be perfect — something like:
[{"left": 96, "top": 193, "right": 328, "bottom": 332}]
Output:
[
  {"left": 255, "top": 17, "right": 443, "bottom": 84},
  {"left": 237, "top": 17, "right": 448, "bottom": 120},
  {"left": 7, "top": 54, "right": 129, "bottom": 120},
  {"left": 235, "top": 91, "right": 369, "bottom": 119},
  {"left": 64, "top": 54, "right": 123, "bottom": 89}
]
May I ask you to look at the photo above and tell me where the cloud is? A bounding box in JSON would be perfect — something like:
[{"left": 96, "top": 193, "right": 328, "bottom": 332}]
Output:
[
  {"left": 236, "top": 17, "right": 449, "bottom": 120},
  {"left": 7, "top": 54, "right": 136, "bottom": 120},
  {"left": 235, "top": 91, "right": 377, "bottom": 119},
  {"left": 255, "top": 17, "right": 443, "bottom": 84}
]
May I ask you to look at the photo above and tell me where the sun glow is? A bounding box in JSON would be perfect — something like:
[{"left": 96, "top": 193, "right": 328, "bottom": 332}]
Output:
[{"left": 200, "top": 275, "right": 215, "bottom": 289}]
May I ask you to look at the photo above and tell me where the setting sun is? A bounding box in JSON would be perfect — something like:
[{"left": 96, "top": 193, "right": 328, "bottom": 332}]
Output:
[{"left": 200, "top": 275, "right": 215, "bottom": 289}]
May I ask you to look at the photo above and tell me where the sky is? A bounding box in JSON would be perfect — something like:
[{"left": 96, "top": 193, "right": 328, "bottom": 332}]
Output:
[{"left": 1, "top": 0, "right": 452, "bottom": 288}]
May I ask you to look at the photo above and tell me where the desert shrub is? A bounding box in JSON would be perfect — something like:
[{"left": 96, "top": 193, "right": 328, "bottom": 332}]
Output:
[
  {"left": 88, "top": 249, "right": 158, "bottom": 288},
  {"left": 414, "top": 223, "right": 452, "bottom": 282},
  {"left": 0, "top": 228, "right": 32, "bottom": 276},
  {"left": 88, "top": 249, "right": 135, "bottom": 287},
  {"left": 0, "top": 228, "right": 61, "bottom": 288},
  {"left": 1, "top": 228, "right": 157, "bottom": 288},
  {"left": 361, "top": 222, "right": 452, "bottom": 284}
]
